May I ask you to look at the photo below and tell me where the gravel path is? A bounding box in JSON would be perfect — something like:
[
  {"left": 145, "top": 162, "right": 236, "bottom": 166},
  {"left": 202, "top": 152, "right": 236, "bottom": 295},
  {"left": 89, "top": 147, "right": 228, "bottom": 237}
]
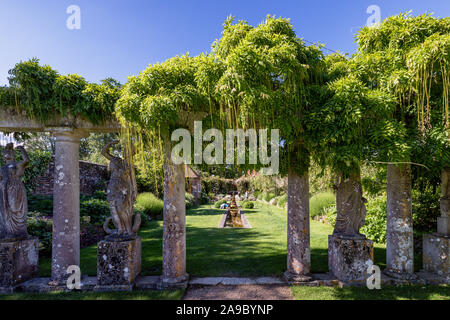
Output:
[{"left": 183, "top": 284, "right": 294, "bottom": 300}]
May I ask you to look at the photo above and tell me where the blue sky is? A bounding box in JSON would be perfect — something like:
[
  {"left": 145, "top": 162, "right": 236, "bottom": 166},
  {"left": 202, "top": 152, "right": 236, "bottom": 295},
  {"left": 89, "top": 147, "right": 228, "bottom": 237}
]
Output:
[{"left": 0, "top": 0, "right": 449, "bottom": 86}]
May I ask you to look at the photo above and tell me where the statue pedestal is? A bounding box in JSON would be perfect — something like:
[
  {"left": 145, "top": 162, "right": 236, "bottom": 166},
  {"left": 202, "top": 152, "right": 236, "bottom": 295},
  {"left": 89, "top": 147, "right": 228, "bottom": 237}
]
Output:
[
  {"left": 0, "top": 238, "right": 39, "bottom": 293},
  {"left": 328, "top": 235, "right": 374, "bottom": 281},
  {"left": 423, "top": 234, "right": 450, "bottom": 283},
  {"left": 95, "top": 237, "right": 141, "bottom": 291}
]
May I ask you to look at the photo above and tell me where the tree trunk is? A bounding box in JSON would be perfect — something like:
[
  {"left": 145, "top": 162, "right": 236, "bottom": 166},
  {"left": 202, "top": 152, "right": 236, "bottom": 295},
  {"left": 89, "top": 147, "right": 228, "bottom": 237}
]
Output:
[
  {"left": 385, "top": 163, "right": 416, "bottom": 279},
  {"left": 285, "top": 167, "right": 311, "bottom": 282}
]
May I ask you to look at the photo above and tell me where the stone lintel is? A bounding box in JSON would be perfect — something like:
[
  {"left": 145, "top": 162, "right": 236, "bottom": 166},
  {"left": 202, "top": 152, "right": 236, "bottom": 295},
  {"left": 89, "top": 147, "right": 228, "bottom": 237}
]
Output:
[{"left": 0, "top": 107, "right": 120, "bottom": 133}]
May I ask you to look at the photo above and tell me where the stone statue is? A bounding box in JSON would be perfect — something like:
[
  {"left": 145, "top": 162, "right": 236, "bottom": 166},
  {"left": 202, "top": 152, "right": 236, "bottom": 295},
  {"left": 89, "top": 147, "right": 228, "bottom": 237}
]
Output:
[
  {"left": 102, "top": 141, "right": 141, "bottom": 241},
  {"left": 0, "top": 143, "right": 30, "bottom": 241},
  {"left": 333, "top": 173, "right": 367, "bottom": 239}
]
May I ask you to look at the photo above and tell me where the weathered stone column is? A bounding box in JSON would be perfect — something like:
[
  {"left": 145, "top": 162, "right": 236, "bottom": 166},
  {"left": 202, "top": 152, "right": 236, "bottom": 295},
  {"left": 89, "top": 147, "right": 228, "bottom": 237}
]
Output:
[
  {"left": 423, "top": 167, "right": 450, "bottom": 283},
  {"left": 50, "top": 129, "right": 88, "bottom": 284},
  {"left": 284, "top": 168, "right": 312, "bottom": 283},
  {"left": 437, "top": 167, "right": 450, "bottom": 236},
  {"left": 161, "top": 139, "right": 188, "bottom": 288},
  {"left": 385, "top": 163, "right": 416, "bottom": 279}
]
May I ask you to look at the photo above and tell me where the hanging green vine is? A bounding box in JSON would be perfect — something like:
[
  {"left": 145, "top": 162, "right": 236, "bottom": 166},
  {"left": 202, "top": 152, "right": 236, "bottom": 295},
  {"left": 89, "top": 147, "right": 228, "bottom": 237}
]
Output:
[{"left": 0, "top": 58, "right": 120, "bottom": 125}]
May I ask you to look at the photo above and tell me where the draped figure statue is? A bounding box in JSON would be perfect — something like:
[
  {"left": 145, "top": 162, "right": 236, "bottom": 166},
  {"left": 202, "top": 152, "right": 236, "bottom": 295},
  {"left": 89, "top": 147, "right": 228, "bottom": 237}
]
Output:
[
  {"left": 333, "top": 171, "right": 367, "bottom": 239},
  {"left": 0, "top": 143, "right": 30, "bottom": 241},
  {"left": 102, "top": 141, "right": 141, "bottom": 241}
]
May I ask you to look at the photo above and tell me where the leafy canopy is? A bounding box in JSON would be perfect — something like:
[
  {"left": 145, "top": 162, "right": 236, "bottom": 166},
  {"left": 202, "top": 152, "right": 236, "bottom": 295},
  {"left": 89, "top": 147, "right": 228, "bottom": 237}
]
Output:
[
  {"left": 0, "top": 58, "right": 121, "bottom": 124},
  {"left": 116, "top": 16, "right": 327, "bottom": 176},
  {"left": 354, "top": 12, "right": 450, "bottom": 169}
]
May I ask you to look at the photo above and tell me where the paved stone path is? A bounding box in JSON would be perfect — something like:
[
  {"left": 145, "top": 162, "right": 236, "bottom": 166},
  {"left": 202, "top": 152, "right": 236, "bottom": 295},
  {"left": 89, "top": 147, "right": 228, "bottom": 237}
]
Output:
[{"left": 183, "top": 284, "right": 294, "bottom": 300}]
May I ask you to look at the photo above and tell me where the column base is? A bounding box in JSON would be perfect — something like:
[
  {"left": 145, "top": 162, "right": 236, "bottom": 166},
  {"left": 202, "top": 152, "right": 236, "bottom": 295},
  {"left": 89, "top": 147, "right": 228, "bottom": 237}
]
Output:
[
  {"left": 0, "top": 238, "right": 39, "bottom": 289},
  {"left": 93, "top": 284, "right": 134, "bottom": 292},
  {"left": 160, "top": 273, "right": 189, "bottom": 289},
  {"left": 328, "top": 235, "right": 374, "bottom": 281},
  {"left": 423, "top": 233, "right": 449, "bottom": 282},
  {"left": 97, "top": 237, "right": 141, "bottom": 286},
  {"left": 383, "top": 269, "right": 418, "bottom": 280},
  {"left": 283, "top": 271, "right": 313, "bottom": 284}
]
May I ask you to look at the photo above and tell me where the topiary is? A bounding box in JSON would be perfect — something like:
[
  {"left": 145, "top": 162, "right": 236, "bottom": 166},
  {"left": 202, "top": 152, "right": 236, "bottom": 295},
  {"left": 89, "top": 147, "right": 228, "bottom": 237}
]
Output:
[
  {"left": 242, "top": 201, "right": 255, "bottom": 209},
  {"left": 214, "top": 199, "right": 228, "bottom": 209}
]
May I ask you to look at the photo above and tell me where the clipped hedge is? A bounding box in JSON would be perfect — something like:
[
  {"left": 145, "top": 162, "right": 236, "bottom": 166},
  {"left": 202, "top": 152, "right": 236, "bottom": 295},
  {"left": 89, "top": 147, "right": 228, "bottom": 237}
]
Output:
[
  {"left": 135, "top": 192, "right": 164, "bottom": 218},
  {"left": 214, "top": 199, "right": 228, "bottom": 208},
  {"left": 242, "top": 201, "right": 255, "bottom": 209},
  {"left": 201, "top": 176, "right": 236, "bottom": 195},
  {"left": 309, "top": 192, "right": 335, "bottom": 218}
]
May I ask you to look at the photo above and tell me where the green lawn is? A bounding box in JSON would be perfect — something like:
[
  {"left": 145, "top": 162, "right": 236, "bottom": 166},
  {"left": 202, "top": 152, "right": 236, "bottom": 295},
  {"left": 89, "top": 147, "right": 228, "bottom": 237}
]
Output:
[
  {"left": 38, "top": 202, "right": 337, "bottom": 276},
  {"left": 291, "top": 285, "right": 449, "bottom": 300}
]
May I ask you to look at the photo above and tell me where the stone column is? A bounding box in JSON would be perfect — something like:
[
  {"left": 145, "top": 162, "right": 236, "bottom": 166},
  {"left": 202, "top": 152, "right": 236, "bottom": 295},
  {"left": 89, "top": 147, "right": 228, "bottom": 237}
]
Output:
[
  {"left": 161, "top": 139, "right": 188, "bottom": 288},
  {"left": 422, "top": 167, "right": 450, "bottom": 283},
  {"left": 50, "top": 129, "right": 88, "bottom": 284},
  {"left": 437, "top": 167, "right": 450, "bottom": 236},
  {"left": 284, "top": 168, "right": 312, "bottom": 283},
  {"left": 385, "top": 163, "right": 416, "bottom": 279}
]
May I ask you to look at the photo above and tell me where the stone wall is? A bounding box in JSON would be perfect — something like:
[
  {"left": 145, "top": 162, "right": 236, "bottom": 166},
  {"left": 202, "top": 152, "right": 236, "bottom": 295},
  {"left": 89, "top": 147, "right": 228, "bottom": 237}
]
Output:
[{"left": 33, "top": 157, "right": 108, "bottom": 196}]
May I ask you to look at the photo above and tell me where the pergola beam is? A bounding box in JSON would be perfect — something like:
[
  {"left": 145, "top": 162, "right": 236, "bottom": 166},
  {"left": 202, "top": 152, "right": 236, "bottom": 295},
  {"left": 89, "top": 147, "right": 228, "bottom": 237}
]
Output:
[{"left": 0, "top": 108, "right": 121, "bottom": 133}]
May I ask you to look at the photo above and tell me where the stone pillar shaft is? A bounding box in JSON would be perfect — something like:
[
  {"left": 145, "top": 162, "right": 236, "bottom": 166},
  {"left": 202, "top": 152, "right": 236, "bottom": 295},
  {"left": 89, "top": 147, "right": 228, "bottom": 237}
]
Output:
[
  {"left": 438, "top": 167, "right": 450, "bottom": 236},
  {"left": 162, "top": 140, "right": 188, "bottom": 286},
  {"left": 285, "top": 168, "right": 311, "bottom": 281},
  {"left": 51, "top": 130, "right": 86, "bottom": 283},
  {"left": 386, "top": 163, "right": 415, "bottom": 278}
]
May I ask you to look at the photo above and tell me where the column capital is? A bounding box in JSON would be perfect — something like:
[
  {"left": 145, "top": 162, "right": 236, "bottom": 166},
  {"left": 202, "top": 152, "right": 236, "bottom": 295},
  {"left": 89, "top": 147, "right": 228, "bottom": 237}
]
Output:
[{"left": 50, "top": 128, "right": 89, "bottom": 142}]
